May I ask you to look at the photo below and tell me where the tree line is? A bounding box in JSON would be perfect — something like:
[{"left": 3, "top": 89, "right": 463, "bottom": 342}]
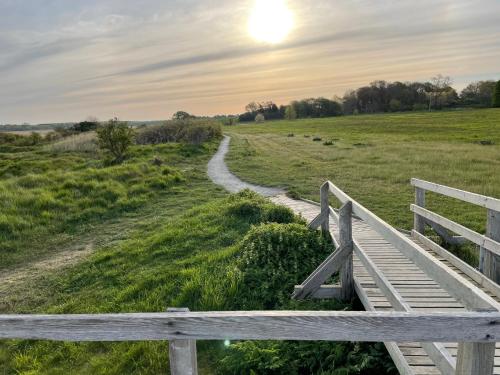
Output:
[{"left": 238, "top": 76, "right": 500, "bottom": 122}]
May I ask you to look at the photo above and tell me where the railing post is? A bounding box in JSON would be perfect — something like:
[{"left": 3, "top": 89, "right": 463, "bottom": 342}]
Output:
[
  {"left": 320, "top": 182, "right": 330, "bottom": 234},
  {"left": 339, "top": 201, "right": 354, "bottom": 300},
  {"left": 168, "top": 308, "right": 198, "bottom": 375},
  {"left": 481, "top": 210, "right": 500, "bottom": 281},
  {"left": 414, "top": 187, "right": 426, "bottom": 234},
  {"left": 456, "top": 341, "right": 495, "bottom": 375}
]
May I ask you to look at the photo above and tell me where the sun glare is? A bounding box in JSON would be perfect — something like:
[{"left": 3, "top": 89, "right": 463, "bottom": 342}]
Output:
[{"left": 248, "top": 0, "right": 294, "bottom": 44}]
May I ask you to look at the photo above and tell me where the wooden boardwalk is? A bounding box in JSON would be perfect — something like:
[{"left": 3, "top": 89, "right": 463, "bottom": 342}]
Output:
[{"left": 272, "top": 188, "right": 500, "bottom": 375}]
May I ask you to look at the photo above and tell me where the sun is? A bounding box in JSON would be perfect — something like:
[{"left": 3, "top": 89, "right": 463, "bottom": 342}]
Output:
[{"left": 248, "top": 0, "right": 294, "bottom": 44}]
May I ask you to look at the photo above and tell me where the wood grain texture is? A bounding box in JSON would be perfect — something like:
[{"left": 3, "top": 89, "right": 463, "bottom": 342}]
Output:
[
  {"left": 414, "top": 187, "right": 426, "bottom": 234},
  {"left": 292, "top": 244, "right": 351, "bottom": 299},
  {"left": 328, "top": 181, "right": 500, "bottom": 310},
  {"left": 167, "top": 308, "right": 198, "bottom": 375},
  {"left": 339, "top": 201, "right": 355, "bottom": 300},
  {"left": 456, "top": 342, "right": 495, "bottom": 375},
  {"left": 411, "top": 178, "right": 500, "bottom": 212},
  {"left": 2, "top": 311, "right": 500, "bottom": 342},
  {"left": 411, "top": 204, "right": 500, "bottom": 256},
  {"left": 484, "top": 210, "right": 500, "bottom": 283},
  {"left": 412, "top": 230, "right": 500, "bottom": 298}
]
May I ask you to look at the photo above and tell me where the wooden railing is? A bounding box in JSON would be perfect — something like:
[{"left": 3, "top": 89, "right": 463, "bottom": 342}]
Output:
[
  {"left": 2, "top": 311, "right": 500, "bottom": 375},
  {"left": 295, "top": 181, "right": 500, "bottom": 375},
  {"left": 411, "top": 178, "right": 500, "bottom": 282}
]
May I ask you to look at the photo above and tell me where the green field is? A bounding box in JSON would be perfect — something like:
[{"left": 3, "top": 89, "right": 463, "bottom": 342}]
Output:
[
  {"left": 227, "top": 109, "right": 500, "bottom": 237},
  {"left": 0, "top": 132, "right": 394, "bottom": 374},
  {"left": 2, "top": 109, "right": 499, "bottom": 374}
]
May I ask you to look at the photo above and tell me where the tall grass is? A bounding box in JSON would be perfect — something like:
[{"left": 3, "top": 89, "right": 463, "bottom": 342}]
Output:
[
  {"left": 48, "top": 132, "right": 98, "bottom": 153},
  {"left": 0, "top": 141, "right": 213, "bottom": 270}
]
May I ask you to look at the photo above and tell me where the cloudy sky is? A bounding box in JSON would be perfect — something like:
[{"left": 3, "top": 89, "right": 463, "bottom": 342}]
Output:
[{"left": 1, "top": 0, "right": 500, "bottom": 124}]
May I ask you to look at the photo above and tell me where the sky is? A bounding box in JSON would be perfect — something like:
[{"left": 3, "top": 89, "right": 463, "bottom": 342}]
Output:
[{"left": 1, "top": 0, "right": 500, "bottom": 124}]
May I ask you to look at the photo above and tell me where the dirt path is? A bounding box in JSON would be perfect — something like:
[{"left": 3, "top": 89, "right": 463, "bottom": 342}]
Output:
[{"left": 208, "top": 135, "right": 284, "bottom": 197}]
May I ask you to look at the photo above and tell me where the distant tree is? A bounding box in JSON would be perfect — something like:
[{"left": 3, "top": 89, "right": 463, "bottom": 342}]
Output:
[
  {"left": 255, "top": 113, "right": 265, "bottom": 123},
  {"left": 389, "top": 99, "right": 401, "bottom": 112},
  {"left": 96, "top": 118, "right": 135, "bottom": 163},
  {"left": 284, "top": 105, "right": 297, "bottom": 120},
  {"left": 342, "top": 90, "right": 358, "bottom": 115},
  {"left": 245, "top": 102, "right": 260, "bottom": 113},
  {"left": 172, "top": 111, "right": 195, "bottom": 120},
  {"left": 493, "top": 80, "right": 500, "bottom": 108},
  {"left": 73, "top": 117, "right": 99, "bottom": 132},
  {"left": 460, "top": 81, "right": 496, "bottom": 107},
  {"left": 429, "top": 75, "right": 453, "bottom": 111}
]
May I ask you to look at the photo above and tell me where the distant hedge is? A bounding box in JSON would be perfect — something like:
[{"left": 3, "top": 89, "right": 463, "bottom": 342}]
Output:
[{"left": 136, "top": 119, "right": 222, "bottom": 145}]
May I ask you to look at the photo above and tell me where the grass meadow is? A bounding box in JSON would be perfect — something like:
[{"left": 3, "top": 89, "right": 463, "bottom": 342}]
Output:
[
  {"left": 227, "top": 109, "right": 500, "bottom": 236},
  {"left": 2, "top": 109, "right": 499, "bottom": 373}
]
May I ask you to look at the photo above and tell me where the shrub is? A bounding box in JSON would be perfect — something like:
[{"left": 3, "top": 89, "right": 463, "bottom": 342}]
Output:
[
  {"left": 284, "top": 105, "right": 297, "bottom": 120},
  {"left": 72, "top": 120, "right": 99, "bottom": 133},
  {"left": 493, "top": 80, "right": 500, "bottom": 108},
  {"left": 255, "top": 113, "right": 265, "bottom": 123},
  {"left": 226, "top": 190, "right": 298, "bottom": 225},
  {"left": 96, "top": 119, "right": 135, "bottom": 163},
  {"left": 312, "top": 136, "right": 322, "bottom": 142},
  {"left": 287, "top": 133, "right": 294, "bottom": 137},
  {"left": 135, "top": 119, "right": 222, "bottom": 145},
  {"left": 323, "top": 140, "right": 334, "bottom": 146},
  {"left": 234, "top": 223, "right": 334, "bottom": 309}
]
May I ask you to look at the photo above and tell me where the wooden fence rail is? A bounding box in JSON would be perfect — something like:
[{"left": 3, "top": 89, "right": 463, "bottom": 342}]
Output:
[
  {"left": 297, "top": 180, "right": 500, "bottom": 375},
  {"left": 2, "top": 311, "right": 500, "bottom": 343},
  {"left": 411, "top": 178, "right": 500, "bottom": 283}
]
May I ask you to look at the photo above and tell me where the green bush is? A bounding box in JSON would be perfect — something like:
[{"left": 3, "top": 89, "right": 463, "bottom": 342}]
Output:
[
  {"left": 136, "top": 119, "right": 222, "bottom": 145},
  {"left": 226, "top": 189, "right": 298, "bottom": 225},
  {"left": 234, "top": 223, "right": 334, "bottom": 309},
  {"left": 218, "top": 341, "right": 396, "bottom": 375},
  {"left": 96, "top": 119, "right": 135, "bottom": 163},
  {"left": 493, "top": 80, "right": 500, "bottom": 108}
]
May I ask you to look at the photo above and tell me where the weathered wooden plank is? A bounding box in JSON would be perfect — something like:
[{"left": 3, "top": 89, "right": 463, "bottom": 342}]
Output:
[
  {"left": 292, "top": 244, "right": 351, "bottom": 299},
  {"left": 3, "top": 311, "right": 500, "bottom": 342},
  {"left": 414, "top": 187, "right": 426, "bottom": 234},
  {"left": 456, "top": 342, "right": 495, "bottom": 375},
  {"left": 293, "top": 285, "right": 342, "bottom": 299},
  {"left": 421, "top": 342, "right": 456, "bottom": 375},
  {"left": 484, "top": 210, "right": 500, "bottom": 283},
  {"left": 167, "top": 308, "right": 198, "bottom": 375},
  {"left": 327, "top": 181, "right": 500, "bottom": 310},
  {"left": 412, "top": 230, "right": 500, "bottom": 299},
  {"left": 411, "top": 204, "right": 500, "bottom": 256},
  {"left": 308, "top": 212, "right": 326, "bottom": 230},
  {"left": 354, "top": 242, "right": 412, "bottom": 311},
  {"left": 339, "top": 202, "right": 355, "bottom": 300},
  {"left": 411, "top": 179, "right": 500, "bottom": 211},
  {"left": 320, "top": 182, "right": 330, "bottom": 234}
]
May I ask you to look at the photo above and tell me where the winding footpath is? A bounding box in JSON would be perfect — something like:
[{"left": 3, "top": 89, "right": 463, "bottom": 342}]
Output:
[
  {"left": 206, "top": 136, "right": 500, "bottom": 375},
  {"left": 207, "top": 135, "right": 284, "bottom": 197},
  {"left": 207, "top": 135, "right": 321, "bottom": 220}
]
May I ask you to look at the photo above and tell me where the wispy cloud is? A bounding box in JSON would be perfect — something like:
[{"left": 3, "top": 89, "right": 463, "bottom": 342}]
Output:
[{"left": 1, "top": 0, "right": 499, "bottom": 123}]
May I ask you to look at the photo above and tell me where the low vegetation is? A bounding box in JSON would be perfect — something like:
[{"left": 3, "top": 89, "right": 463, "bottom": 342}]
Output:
[
  {"left": 0, "top": 134, "right": 214, "bottom": 270},
  {"left": 136, "top": 119, "right": 222, "bottom": 145},
  {"left": 227, "top": 109, "right": 500, "bottom": 265},
  {"left": 0, "top": 191, "right": 395, "bottom": 374}
]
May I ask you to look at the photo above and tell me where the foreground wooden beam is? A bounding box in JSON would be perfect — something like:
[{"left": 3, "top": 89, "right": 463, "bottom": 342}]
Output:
[
  {"left": 2, "top": 311, "right": 500, "bottom": 343},
  {"left": 167, "top": 308, "right": 197, "bottom": 375}
]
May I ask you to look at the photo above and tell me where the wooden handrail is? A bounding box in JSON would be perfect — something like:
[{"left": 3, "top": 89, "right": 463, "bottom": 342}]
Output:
[
  {"left": 2, "top": 311, "right": 500, "bottom": 343},
  {"left": 411, "top": 204, "right": 500, "bottom": 256},
  {"left": 326, "top": 181, "right": 500, "bottom": 311},
  {"left": 411, "top": 179, "right": 500, "bottom": 212}
]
